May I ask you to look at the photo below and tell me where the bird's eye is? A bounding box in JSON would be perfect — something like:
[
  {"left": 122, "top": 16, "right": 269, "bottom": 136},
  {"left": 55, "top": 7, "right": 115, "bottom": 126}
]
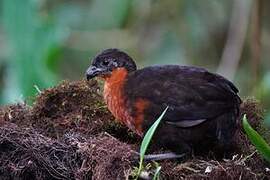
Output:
[{"left": 101, "top": 60, "right": 109, "bottom": 66}]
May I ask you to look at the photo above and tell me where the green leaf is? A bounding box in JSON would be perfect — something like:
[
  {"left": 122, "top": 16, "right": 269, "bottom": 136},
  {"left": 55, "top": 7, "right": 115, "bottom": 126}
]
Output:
[
  {"left": 242, "top": 114, "right": 270, "bottom": 162},
  {"left": 153, "top": 166, "right": 161, "bottom": 180},
  {"left": 137, "top": 106, "right": 169, "bottom": 178}
]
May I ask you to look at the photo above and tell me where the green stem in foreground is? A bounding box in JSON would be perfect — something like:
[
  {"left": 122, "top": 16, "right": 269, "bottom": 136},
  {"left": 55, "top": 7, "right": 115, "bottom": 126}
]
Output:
[
  {"left": 242, "top": 114, "right": 270, "bottom": 162},
  {"left": 136, "top": 107, "right": 169, "bottom": 179}
]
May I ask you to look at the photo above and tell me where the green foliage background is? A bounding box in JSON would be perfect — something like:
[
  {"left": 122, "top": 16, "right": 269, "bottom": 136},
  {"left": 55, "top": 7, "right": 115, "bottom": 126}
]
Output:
[{"left": 0, "top": 0, "right": 270, "bottom": 123}]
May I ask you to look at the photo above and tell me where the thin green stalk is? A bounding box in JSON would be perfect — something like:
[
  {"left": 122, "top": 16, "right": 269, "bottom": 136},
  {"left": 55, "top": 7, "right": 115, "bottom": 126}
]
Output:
[{"left": 136, "top": 106, "right": 169, "bottom": 179}]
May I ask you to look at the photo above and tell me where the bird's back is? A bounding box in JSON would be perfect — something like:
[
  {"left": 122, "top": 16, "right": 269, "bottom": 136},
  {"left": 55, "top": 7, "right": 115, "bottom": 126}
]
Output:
[
  {"left": 124, "top": 65, "right": 241, "bottom": 123},
  {"left": 124, "top": 65, "right": 241, "bottom": 154}
]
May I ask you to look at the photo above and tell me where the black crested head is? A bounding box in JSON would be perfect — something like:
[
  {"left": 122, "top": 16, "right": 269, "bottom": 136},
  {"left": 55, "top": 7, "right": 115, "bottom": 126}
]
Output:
[
  {"left": 92, "top": 49, "right": 137, "bottom": 72},
  {"left": 86, "top": 48, "right": 137, "bottom": 80}
]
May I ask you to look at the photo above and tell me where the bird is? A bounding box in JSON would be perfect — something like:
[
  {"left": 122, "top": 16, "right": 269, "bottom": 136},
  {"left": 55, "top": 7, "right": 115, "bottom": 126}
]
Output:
[{"left": 86, "top": 48, "right": 241, "bottom": 156}]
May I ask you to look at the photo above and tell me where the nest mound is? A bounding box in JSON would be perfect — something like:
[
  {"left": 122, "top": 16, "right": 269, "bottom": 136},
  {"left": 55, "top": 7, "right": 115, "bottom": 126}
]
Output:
[
  {"left": 0, "top": 124, "right": 135, "bottom": 180},
  {"left": 0, "top": 80, "right": 269, "bottom": 179}
]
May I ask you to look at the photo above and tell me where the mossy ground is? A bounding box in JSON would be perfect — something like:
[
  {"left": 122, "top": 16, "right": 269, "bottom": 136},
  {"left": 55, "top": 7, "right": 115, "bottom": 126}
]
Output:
[{"left": 0, "top": 80, "right": 269, "bottom": 179}]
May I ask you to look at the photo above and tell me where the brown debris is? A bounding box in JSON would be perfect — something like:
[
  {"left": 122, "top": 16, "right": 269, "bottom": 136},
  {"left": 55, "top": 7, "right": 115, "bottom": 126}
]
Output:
[
  {"left": 0, "top": 124, "right": 136, "bottom": 180},
  {"left": 77, "top": 133, "right": 136, "bottom": 180},
  {"left": 0, "top": 103, "right": 31, "bottom": 126},
  {"left": 30, "top": 80, "right": 115, "bottom": 138},
  {"left": 234, "top": 98, "right": 269, "bottom": 155},
  {"left": 0, "top": 80, "right": 269, "bottom": 180},
  {"left": 0, "top": 124, "right": 82, "bottom": 179},
  {"left": 239, "top": 97, "right": 264, "bottom": 129},
  {"left": 161, "top": 156, "right": 268, "bottom": 180},
  {"left": 0, "top": 80, "right": 134, "bottom": 139}
]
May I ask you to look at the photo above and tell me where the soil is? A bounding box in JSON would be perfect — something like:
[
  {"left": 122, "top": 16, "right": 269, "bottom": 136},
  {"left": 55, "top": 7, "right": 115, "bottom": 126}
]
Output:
[{"left": 0, "top": 80, "right": 269, "bottom": 180}]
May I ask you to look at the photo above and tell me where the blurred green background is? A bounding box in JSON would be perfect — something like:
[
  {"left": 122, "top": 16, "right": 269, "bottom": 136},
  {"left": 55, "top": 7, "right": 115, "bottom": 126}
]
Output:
[{"left": 0, "top": 0, "right": 269, "bottom": 123}]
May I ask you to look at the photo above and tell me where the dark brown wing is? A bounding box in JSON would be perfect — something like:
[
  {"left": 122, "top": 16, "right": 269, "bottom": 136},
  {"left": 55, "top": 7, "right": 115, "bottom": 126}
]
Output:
[{"left": 124, "top": 65, "right": 241, "bottom": 127}]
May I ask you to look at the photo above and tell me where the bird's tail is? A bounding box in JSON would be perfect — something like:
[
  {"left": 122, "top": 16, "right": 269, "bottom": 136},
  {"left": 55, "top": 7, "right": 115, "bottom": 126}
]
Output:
[{"left": 215, "top": 109, "right": 239, "bottom": 150}]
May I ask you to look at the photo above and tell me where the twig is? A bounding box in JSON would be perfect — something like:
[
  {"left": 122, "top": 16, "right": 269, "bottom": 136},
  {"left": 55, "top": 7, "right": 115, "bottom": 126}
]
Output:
[
  {"left": 34, "top": 84, "right": 42, "bottom": 94},
  {"left": 217, "top": 0, "right": 253, "bottom": 80},
  {"left": 250, "top": 0, "right": 262, "bottom": 85}
]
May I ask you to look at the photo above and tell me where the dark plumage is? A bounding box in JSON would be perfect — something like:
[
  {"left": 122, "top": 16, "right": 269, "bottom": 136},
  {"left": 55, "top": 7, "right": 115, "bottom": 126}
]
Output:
[{"left": 86, "top": 48, "right": 241, "bottom": 155}]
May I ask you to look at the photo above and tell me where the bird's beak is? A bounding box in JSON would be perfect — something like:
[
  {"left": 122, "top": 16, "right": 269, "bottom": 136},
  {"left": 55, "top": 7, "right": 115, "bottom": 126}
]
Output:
[{"left": 86, "top": 66, "right": 106, "bottom": 80}]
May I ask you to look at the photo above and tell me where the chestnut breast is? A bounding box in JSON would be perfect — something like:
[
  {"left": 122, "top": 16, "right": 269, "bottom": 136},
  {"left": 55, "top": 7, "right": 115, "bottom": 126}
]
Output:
[{"left": 103, "top": 68, "right": 143, "bottom": 134}]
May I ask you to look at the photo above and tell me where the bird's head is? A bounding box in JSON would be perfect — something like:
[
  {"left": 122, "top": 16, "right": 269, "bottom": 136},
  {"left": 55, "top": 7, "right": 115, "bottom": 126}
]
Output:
[{"left": 86, "top": 49, "right": 137, "bottom": 80}]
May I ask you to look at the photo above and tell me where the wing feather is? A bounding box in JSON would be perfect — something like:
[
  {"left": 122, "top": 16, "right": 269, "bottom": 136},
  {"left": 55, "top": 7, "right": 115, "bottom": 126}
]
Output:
[{"left": 124, "top": 65, "right": 240, "bottom": 127}]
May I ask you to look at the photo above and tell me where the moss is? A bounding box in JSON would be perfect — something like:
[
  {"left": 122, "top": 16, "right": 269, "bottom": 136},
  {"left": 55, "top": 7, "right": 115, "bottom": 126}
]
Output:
[{"left": 0, "top": 80, "right": 269, "bottom": 179}]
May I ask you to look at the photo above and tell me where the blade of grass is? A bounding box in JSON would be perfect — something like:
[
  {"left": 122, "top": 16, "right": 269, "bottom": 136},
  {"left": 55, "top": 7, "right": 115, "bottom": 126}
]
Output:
[
  {"left": 137, "top": 106, "right": 169, "bottom": 178},
  {"left": 153, "top": 166, "right": 161, "bottom": 180},
  {"left": 242, "top": 114, "right": 270, "bottom": 162}
]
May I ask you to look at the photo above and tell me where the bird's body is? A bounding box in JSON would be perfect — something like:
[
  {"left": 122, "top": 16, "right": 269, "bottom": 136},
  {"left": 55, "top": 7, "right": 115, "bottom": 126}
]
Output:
[{"left": 86, "top": 49, "right": 241, "bottom": 155}]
